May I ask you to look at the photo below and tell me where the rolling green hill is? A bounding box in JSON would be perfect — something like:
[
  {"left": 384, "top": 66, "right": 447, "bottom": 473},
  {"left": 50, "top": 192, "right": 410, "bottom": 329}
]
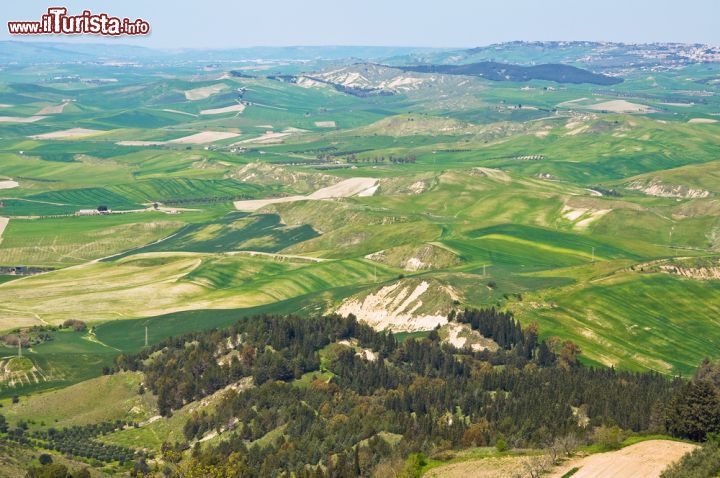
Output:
[{"left": 0, "top": 42, "right": 718, "bottom": 425}]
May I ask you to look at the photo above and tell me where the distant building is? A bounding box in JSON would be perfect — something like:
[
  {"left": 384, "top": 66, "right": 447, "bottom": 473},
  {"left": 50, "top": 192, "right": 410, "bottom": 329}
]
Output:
[
  {"left": 75, "top": 208, "right": 111, "bottom": 216},
  {"left": 76, "top": 209, "right": 100, "bottom": 216}
]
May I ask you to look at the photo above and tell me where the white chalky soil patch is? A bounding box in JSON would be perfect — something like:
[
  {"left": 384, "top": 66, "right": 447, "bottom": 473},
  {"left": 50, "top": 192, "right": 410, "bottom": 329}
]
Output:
[
  {"left": 336, "top": 280, "right": 449, "bottom": 332},
  {"left": 200, "top": 103, "right": 246, "bottom": 115},
  {"left": 234, "top": 177, "right": 378, "bottom": 211}
]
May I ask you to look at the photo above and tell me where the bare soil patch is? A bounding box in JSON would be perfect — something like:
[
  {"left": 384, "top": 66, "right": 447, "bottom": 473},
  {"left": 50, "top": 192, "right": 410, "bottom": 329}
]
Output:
[
  {"left": 444, "top": 322, "right": 498, "bottom": 352},
  {"left": 0, "top": 116, "right": 46, "bottom": 123},
  {"left": 234, "top": 131, "right": 292, "bottom": 145},
  {"left": 233, "top": 194, "right": 306, "bottom": 211},
  {"left": 587, "top": 100, "right": 654, "bottom": 114},
  {"left": 472, "top": 167, "right": 511, "bottom": 183},
  {"left": 200, "top": 103, "right": 246, "bottom": 115},
  {"left": 234, "top": 177, "right": 378, "bottom": 211},
  {"left": 167, "top": 131, "right": 239, "bottom": 144},
  {"left": 116, "top": 140, "right": 165, "bottom": 146},
  {"left": 425, "top": 455, "right": 529, "bottom": 478},
  {"left": 0, "top": 180, "right": 19, "bottom": 190},
  {"left": 36, "top": 101, "right": 69, "bottom": 115},
  {"left": 117, "top": 131, "right": 239, "bottom": 146},
  {"left": 688, "top": 118, "right": 718, "bottom": 124},
  {"left": 0, "top": 217, "right": 8, "bottom": 244},
  {"left": 30, "top": 128, "right": 103, "bottom": 140},
  {"left": 314, "top": 121, "right": 336, "bottom": 128},
  {"left": 357, "top": 184, "right": 378, "bottom": 197},
  {"left": 550, "top": 440, "right": 697, "bottom": 478},
  {"left": 561, "top": 205, "right": 612, "bottom": 229},
  {"left": 557, "top": 97, "right": 589, "bottom": 108},
  {"left": 307, "top": 177, "right": 378, "bottom": 199},
  {"left": 162, "top": 109, "right": 198, "bottom": 117},
  {"left": 184, "top": 83, "right": 228, "bottom": 100},
  {"left": 336, "top": 280, "right": 450, "bottom": 332}
]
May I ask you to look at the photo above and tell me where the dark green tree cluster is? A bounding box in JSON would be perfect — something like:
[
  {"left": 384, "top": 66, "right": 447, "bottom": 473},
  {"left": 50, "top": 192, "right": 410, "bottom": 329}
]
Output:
[
  {"left": 665, "top": 358, "right": 720, "bottom": 441},
  {"left": 118, "top": 314, "right": 393, "bottom": 416},
  {"left": 112, "top": 311, "right": 678, "bottom": 477},
  {"left": 455, "top": 308, "right": 526, "bottom": 350}
]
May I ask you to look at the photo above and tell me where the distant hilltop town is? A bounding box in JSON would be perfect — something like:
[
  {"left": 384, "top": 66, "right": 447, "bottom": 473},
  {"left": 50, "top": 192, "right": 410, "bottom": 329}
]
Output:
[{"left": 489, "top": 41, "right": 720, "bottom": 64}]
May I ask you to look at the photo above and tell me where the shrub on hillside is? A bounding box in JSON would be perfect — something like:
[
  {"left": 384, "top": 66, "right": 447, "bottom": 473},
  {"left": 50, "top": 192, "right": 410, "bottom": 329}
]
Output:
[
  {"left": 461, "top": 420, "right": 490, "bottom": 447},
  {"left": 61, "top": 319, "right": 87, "bottom": 332},
  {"left": 592, "top": 425, "right": 625, "bottom": 450},
  {"left": 25, "top": 463, "right": 70, "bottom": 478}
]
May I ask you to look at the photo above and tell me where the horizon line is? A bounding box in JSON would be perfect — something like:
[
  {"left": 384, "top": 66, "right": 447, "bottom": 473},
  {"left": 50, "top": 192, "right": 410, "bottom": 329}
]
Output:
[{"left": 2, "top": 39, "right": 717, "bottom": 52}]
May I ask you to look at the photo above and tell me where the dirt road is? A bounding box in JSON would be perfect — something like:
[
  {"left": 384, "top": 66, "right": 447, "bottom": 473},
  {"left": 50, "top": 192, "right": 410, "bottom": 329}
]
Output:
[{"left": 550, "top": 440, "right": 697, "bottom": 478}]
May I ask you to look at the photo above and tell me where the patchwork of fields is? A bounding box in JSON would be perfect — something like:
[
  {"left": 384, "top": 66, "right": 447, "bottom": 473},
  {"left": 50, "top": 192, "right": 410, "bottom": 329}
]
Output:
[{"left": 0, "top": 44, "right": 719, "bottom": 405}]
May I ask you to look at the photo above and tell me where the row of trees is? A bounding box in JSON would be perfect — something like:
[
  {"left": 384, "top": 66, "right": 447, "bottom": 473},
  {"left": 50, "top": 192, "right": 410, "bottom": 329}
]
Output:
[
  {"left": 3, "top": 420, "right": 139, "bottom": 464},
  {"left": 25, "top": 463, "right": 91, "bottom": 478},
  {"left": 344, "top": 154, "right": 417, "bottom": 164}
]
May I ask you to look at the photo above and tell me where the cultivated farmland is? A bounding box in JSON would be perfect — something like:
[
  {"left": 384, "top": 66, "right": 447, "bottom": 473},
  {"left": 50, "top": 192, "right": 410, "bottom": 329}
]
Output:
[{"left": 0, "top": 40, "right": 719, "bottom": 477}]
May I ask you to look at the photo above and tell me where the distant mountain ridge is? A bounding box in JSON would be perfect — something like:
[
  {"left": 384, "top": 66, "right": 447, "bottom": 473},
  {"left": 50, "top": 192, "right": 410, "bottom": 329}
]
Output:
[
  {"left": 385, "top": 41, "right": 720, "bottom": 70},
  {"left": 279, "top": 61, "right": 621, "bottom": 97},
  {"left": 2, "top": 40, "right": 718, "bottom": 68},
  {"left": 396, "top": 61, "right": 623, "bottom": 85},
  {"left": 0, "top": 41, "right": 446, "bottom": 63},
  {"left": 0, "top": 41, "right": 158, "bottom": 62}
]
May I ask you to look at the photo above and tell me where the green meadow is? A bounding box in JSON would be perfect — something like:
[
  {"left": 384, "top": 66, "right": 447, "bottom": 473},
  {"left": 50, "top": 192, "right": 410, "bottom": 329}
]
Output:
[
  {"left": 0, "top": 49, "right": 719, "bottom": 405},
  {"left": 515, "top": 270, "right": 720, "bottom": 375}
]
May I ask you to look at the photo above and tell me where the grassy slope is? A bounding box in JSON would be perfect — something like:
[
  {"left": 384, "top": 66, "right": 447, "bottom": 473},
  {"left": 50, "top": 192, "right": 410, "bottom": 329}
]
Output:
[
  {"left": 0, "top": 61, "right": 718, "bottom": 387},
  {"left": 0, "top": 329, "right": 120, "bottom": 399},
  {"left": 2, "top": 372, "right": 155, "bottom": 428},
  {"left": 513, "top": 267, "right": 720, "bottom": 374},
  {"left": 0, "top": 213, "right": 184, "bottom": 267},
  {"left": 0, "top": 439, "right": 111, "bottom": 478},
  {"left": 0, "top": 251, "right": 401, "bottom": 327}
]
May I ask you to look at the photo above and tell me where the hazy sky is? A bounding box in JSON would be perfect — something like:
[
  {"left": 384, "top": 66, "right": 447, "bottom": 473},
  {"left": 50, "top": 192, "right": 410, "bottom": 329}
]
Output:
[{"left": 2, "top": 0, "right": 719, "bottom": 49}]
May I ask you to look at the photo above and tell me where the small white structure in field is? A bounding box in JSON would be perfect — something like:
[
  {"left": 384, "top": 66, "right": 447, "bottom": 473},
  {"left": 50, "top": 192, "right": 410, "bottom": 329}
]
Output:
[
  {"left": 76, "top": 209, "right": 100, "bottom": 216},
  {"left": 75, "top": 208, "right": 111, "bottom": 216}
]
